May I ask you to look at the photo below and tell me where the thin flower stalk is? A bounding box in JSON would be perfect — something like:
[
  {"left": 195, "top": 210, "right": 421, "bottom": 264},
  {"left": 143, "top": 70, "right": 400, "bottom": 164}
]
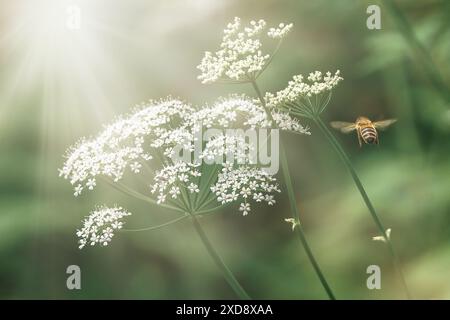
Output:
[
  {"left": 190, "top": 213, "right": 251, "bottom": 300},
  {"left": 252, "top": 79, "right": 336, "bottom": 300}
]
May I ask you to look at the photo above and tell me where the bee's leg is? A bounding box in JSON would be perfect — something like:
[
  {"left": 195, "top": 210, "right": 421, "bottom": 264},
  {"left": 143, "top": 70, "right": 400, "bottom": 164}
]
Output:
[{"left": 357, "top": 132, "right": 362, "bottom": 147}]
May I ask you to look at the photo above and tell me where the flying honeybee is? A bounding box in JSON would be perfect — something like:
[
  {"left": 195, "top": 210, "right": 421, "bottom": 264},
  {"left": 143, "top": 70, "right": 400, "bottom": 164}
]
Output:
[{"left": 330, "top": 117, "right": 397, "bottom": 146}]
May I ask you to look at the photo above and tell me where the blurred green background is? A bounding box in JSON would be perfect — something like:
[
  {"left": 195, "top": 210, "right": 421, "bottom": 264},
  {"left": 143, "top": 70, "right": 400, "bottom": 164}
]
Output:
[{"left": 0, "top": 0, "right": 449, "bottom": 299}]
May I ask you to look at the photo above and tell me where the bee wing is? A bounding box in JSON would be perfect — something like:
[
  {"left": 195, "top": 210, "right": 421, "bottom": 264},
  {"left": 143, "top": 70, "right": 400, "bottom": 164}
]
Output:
[
  {"left": 330, "top": 121, "right": 357, "bottom": 134},
  {"left": 373, "top": 119, "right": 397, "bottom": 130}
]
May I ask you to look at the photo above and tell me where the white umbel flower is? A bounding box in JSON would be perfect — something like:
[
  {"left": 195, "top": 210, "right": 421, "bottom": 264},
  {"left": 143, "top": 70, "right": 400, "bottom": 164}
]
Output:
[
  {"left": 266, "top": 70, "right": 343, "bottom": 106},
  {"left": 265, "top": 70, "right": 343, "bottom": 118},
  {"left": 197, "top": 17, "right": 293, "bottom": 84},
  {"left": 150, "top": 162, "right": 201, "bottom": 203},
  {"left": 59, "top": 98, "right": 194, "bottom": 196},
  {"left": 211, "top": 165, "right": 281, "bottom": 216},
  {"left": 191, "top": 95, "right": 310, "bottom": 135},
  {"left": 62, "top": 91, "right": 307, "bottom": 249},
  {"left": 267, "top": 23, "right": 293, "bottom": 39},
  {"left": 76, "top": 206, "right": 131, "bottom": 249}
]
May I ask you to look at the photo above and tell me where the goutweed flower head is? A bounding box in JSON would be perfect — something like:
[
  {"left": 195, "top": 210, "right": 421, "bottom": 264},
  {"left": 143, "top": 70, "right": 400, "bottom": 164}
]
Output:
[
  {"left": 150, "top": 161, "right": 202, "bottom": 204},
  {"left": 151, "top": 95, "right": 309, "bottom": 211},
  {"left": 197, "top": 17, "right": 293, "bottom": 84},
  {"left": 59, "top": 98, "right": 195, "bottom": 196},
  {"left": 60, "top": 93, "right": 311, "bottom": 248},
  {"left": 212, "top": 164, "right": 280, "bottom": 215},
  {"left": 265, "top": 70, "right": 343, "bottom": 118},
  {"left": 189, "top": 95, "right": 310, "bottom": 135},
  {"left": 76, "top": 206, "right": 131, "bottom": 249},
  {"left": 60, "top": 98, "right": 196, "bottom": 248}
]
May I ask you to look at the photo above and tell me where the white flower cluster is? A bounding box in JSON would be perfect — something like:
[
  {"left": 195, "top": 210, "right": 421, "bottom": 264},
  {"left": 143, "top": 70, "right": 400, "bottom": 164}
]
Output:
[
  {"left": 271, "top": 112, "right": 310, "bottom": 134},
  {"left": 191, "top": 95, "right": 310, "bottom": 135},
  {"left": 150, "top": 162, "right": 201, "bottom": 204},
  {"left": 265, "top": 70, "right": 343, "bottom": 108},
  {"left": 212, "top": 165, "right": 280, "bottom": 215},
  {"left": 76, "top": 206, "right": 131, "bottom": 249},
  {"left": 200, "top": 134, "right": 253, "bottom": 165},
  {"left": 197, "top": 17, "right": 293, "bottom": 84},
  {"left": 267, "top": 23, "right": 293, "bottom": 39},
  {"left": 190, "top": 95, "right": 270, "bottom": 129},
  {"left": 59, "top": 99, "right": 194, "bottom": 197},
  {"left": 62, "top": 92, "right": 313, "bottom": 249},
  {"left": 61, "top": 95, "right": 310, "bottom": 209}
]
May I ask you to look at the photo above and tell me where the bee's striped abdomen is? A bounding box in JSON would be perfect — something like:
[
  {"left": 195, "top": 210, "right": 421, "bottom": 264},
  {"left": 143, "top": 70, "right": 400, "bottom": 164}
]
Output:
[{"left": 360, "top": 126, "right": 378, "bottom": 144}]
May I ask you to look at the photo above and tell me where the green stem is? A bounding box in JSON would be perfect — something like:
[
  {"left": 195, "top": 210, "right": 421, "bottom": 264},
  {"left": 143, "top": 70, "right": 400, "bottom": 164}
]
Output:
[
  {"left": 314, "top": 116, "right": 411, "bottom": 299},
  {"left": 195, "top": 164, "right": 220, "bottom": 210},
  {"left": 103, "top": 178, "right": 184, "bottom": 213},
  {"left": 251, "top": 79, "right": 336, "bottom": 300},
  {"left": 189, "top": 213, "right": 251, "bottom": 300},
  {"left": 197, "top": 195, "right": 219, "bottom": 211},
  {"left": 382, "top": 0, "right": 450, "bottom": 102},
  {"left": 280, "top": 142, "right": 336, "bottom": 300},
  {"left": 123, "top": 214, "right": 188, "bottom": 232}
]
